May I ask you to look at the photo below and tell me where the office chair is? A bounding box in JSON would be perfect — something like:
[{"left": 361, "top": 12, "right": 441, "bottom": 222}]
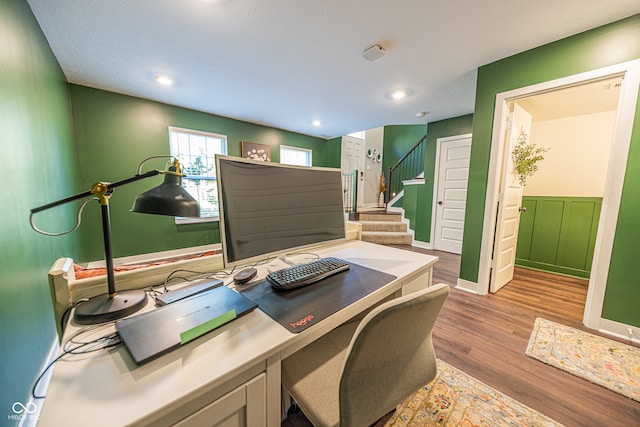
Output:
[{"left": 281, "top": 283, "right": 450, "bottom": 427}]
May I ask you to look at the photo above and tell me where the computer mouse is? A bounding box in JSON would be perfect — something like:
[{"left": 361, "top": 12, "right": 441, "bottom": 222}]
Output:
[{"left": 233, "top": 267, "right": 257, "bottom": 285}]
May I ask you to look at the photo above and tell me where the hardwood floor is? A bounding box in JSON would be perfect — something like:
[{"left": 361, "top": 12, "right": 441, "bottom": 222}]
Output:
[{"left": 391, "top": 245, "right": 640, "bottom": 427}]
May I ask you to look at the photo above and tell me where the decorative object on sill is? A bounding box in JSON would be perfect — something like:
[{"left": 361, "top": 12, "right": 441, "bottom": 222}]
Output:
[
  {"left": 242, "top": 141, "right": 271, "bottom": 162},
  {"left": 30, "top": 156, "right": 200, "bottom": 324},
  {"left": 526, "top": 317, "right": 640, "bottom": 403},
  {"left": 379, "top": 175, "right": 387, "bottom": 195},
  {"left": 512, "top": 129, "right": 548, "bottom": 186}
]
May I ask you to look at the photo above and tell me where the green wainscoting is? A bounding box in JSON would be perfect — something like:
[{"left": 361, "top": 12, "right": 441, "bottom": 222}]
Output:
[{"left": 516, "top": 196, "right": 602, "bottom": 278}]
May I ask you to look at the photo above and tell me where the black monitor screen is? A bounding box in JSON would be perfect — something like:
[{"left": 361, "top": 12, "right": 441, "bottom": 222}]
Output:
[{"left": 216, "top": 155, "right": 346, "bottom": 267}]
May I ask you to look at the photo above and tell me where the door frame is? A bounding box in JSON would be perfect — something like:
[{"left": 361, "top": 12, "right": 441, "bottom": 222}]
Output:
[
  {"left": 431, "top": 133, "right": 472, "bottom": 253},
  {"left": 473, "top": 59, "right": 640, "bottom": 332},
  {"left": 340, "top": 135, "right": 366, "bottom": 209}
]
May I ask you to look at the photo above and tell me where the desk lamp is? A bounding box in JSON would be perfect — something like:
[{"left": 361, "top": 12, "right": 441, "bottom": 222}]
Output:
[{"left": 30, "top": 156, "right": 199, "bottom": 324}]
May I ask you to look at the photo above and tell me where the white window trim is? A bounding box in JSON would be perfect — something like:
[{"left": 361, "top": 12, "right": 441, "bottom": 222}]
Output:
[
  {"left": 168, "top": 126, "right": 227, "bottom": 224},
  {"left": 280, "top": 145, "right": 312, "bottom": 166}
]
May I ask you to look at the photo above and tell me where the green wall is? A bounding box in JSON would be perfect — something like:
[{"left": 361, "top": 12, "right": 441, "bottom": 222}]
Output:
[
  {"left": 69, "top": 85, "right": 332, "bottom": 261},
  {"left": 0, "top": 0, "right": 81, "bottom": 421},
  {"left": 516, "top": 197, "right": 601, "bottom": 279},
  {"left": 461, "top": 14, "right": 640, "bottom": 327},
  {"left": 325, "top": 136, "right": 343, "bottom": 169},
  {"left": 415, "top": 115, "right": 473, "bottom": 242},
  {"left": 381, "top": 124, "right": 427, "bottom": 174}
]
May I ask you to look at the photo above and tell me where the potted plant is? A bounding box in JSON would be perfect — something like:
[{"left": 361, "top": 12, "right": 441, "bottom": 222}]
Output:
[{"left": 512, "top": 130, "right": 548, "bottom": 186}]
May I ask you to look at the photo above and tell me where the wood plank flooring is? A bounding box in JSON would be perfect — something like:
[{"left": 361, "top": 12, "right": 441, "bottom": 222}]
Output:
[{"left": 391, "top": 245, "right": 640, "bottom": 427}]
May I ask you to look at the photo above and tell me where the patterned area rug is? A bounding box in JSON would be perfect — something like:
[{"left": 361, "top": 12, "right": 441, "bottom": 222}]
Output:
[
  {"left": 526, "top": 317, "right": 640, "bottom": 402},
  {"left": 385, "top": 360, "right": 562, "bottom": 427}
]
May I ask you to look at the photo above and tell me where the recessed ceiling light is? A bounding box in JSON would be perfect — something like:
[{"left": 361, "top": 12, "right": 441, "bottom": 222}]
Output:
[
  {"left": 312, "top": 120, "right": 322, "bottom": 127},
  {"left": 391, "top": 90, "right": 406, "bottom": 100},
  {"left": 155, "top": 75, "right": 174, "bottom": 86}
]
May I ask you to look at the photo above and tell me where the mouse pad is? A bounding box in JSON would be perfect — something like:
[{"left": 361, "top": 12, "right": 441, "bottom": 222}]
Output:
[{"left": 238, "top": 262, "right": 396, "bottom": 333}]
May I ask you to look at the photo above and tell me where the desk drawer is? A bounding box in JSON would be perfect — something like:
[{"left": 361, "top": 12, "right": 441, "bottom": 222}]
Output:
[{"left": 174, "top": 373, "right": 266, "bottom": 427}]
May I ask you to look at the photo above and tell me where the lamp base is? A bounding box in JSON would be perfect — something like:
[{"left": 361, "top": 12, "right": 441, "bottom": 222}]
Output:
[{"left": 74, "top": 290, "right": 148, "bottom": 324}]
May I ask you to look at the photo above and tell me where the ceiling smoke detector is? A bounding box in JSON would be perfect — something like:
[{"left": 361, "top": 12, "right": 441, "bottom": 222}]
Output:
[{"left": 362, "top": 44, "right": 385, "bottom": 62}]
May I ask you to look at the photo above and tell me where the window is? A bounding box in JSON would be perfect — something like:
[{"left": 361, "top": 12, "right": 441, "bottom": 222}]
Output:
[
  {"left": 168, "top": 126, "right": 227, "bottom": 222},
  {"left": 347, "top": 131, "right": 365, "bottom": 139},
  {"left": 280, "top": 145, "right": 312, "bottom": 167}
]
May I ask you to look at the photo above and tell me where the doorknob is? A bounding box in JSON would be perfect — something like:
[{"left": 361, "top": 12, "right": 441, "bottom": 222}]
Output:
[
  {"left": 519, "top": 206, "right": 527, "bottom": 213},
  {"left": 438, "top": 201, "right": 443, "bottom": 205}
]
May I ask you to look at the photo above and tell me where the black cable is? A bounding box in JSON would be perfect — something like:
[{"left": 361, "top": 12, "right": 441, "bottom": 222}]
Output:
[{"left": 32, "top": 323, "right": 121, "bottom": 399}]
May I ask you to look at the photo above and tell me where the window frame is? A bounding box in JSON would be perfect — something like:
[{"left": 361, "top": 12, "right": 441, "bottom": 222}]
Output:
[
  {"left": 280, "top": 145, "right": 313, "bottom": 167},
  {"left": 168, "top": 126, "right": 227, "bottom": 224}
]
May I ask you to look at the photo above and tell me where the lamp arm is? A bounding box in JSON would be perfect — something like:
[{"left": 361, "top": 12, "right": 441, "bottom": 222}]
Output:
[
  {"left": 30, "top": 170, "right": 161, "bottom": 215},
  {"left": 104, "top": 169, "right": 161, "bottom": 191}
]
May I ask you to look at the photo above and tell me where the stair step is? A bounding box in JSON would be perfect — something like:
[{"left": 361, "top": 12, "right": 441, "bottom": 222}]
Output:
[
  {"left": 359, "top": 221, "right": 407, "bottom": 232},
  {"left": 358, "top": 213, "right": 403, "bottom": 222},
  {"left": 361, "top": 231, "right": 412, "bottom": 245}
]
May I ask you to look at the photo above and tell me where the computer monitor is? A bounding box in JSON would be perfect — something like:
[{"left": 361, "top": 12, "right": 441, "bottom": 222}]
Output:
[{"left": 216, "top": 155, "right": 346, "bottom": 268}]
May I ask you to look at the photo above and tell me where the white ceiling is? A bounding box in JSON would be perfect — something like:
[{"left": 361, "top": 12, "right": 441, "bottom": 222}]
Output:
[
  {"left": 27, "top": 0, "right": 640, "bottom": 139},
  {"left": 518, "top": 76, "right": 623, "bottom": 122}
]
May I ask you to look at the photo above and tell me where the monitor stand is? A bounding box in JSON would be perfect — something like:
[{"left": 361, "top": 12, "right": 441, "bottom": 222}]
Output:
[{"left": 276, "top": 252, "right": 318, "bottom": 266}]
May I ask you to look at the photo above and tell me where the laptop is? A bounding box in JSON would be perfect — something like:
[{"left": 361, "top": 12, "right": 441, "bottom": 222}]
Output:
[{"left": 116, "top": 286, "right": 258, "bottom": 364}]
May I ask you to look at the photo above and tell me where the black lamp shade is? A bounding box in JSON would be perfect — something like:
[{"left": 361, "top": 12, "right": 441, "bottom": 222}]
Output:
[{"left": 131, "top": 173, "right": 200, "bottom": 217}]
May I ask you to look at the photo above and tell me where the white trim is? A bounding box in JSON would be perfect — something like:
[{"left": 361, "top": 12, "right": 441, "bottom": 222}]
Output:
[
  {"left": 402, "top": 179, "right": 425, "bottom": 186},
  {"left": 383, "top": 207, "right": 416, "bottom": 241},
  {"left": 477, "top": 60, "right": 640, "bottom": 325},
  {"left": 280, "top": 145, "right": 312, "bottom": 167},
  {"left": 598, "top": 319, "right": 640, "bottom": 345},
  {"left": 387, "top": 189, "right": 404, "bottom": 208},
  {"left": 411, "top": 239, "right": 433, "bottom": 250},
  {"left": 456, "top": 278, "right": 479, "bottom": 294},
  {"left": 431, "top": 133, "right": 472, "bottom": 255},
  {"left": 18, "top": 338, "right": 60, "bottom": 427},
  {"left": 168, "top": 126, "right": 227, "bottom": 140},
  {"left": 175, "top": 216, "right": 218, "bottom": 225}
]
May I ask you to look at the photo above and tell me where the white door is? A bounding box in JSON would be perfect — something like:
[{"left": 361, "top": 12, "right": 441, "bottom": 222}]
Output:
[
  {"left": 433, "top": 135, "right": 472, "bottom": 254},
  {"left": 341, "top": 136, "right": 365, "bottom": 209},
  {"left": 490, "top": 103, "right": 532, "bottom": 292}
]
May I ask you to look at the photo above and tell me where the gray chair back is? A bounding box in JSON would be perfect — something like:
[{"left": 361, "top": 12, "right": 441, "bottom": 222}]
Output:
[{"left": 339, "top": 283, "right": 449, "bottom": 426}]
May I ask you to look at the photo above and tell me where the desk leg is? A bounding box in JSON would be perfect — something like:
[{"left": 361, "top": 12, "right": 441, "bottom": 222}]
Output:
[{"left": 266, "top": 355, "right": 281, "bottom": 427}]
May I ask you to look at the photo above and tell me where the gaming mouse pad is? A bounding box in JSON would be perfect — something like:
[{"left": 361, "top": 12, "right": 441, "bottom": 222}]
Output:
[{"left": 239, "top": 261, "right": 396, "bottom": 333}]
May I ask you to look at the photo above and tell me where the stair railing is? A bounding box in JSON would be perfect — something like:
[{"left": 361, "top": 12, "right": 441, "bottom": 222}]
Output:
[
  {"left": 342, "top": 170, "right": 358, "bottom": 214},
  {"left": 386, "top": 134, "right": 426, "bottom": 204}
]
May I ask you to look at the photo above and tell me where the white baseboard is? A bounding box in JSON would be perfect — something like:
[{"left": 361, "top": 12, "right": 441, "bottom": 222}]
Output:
[
  {"left": 411, "top": 240, "right": 432, "bottom": 249},
  {"left": 456, "top": 278, "right": 479, "bottom": 294},
  {"left": 17, "top": 338, "right": 59, "bottom": 427},
  {"left": 597, "top": 318, "right": 640, "bottom": 345}
]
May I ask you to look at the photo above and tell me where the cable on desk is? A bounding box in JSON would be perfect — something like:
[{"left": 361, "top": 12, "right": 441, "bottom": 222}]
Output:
[
  {"left": 151, "top": 256, "right": 277, "bottom": 298},
  {"left": 31, "top": 323, "right": 121, "bottom": 399}
]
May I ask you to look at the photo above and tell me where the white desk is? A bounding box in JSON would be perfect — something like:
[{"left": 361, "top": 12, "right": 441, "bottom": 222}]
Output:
[{"left": 38, "top": 240, "right": 438, "bottom": 427}]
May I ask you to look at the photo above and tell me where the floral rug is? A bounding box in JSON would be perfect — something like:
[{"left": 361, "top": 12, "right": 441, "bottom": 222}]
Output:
[
  {"left": 526, "top": 317, "right": 640, "bottom": 402},
  {"left": 385, "top": 360, "right": 562, "bottom": 427}
]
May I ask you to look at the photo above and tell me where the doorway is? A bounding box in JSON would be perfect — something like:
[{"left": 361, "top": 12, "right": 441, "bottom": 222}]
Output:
[
  {"left": 475, "top": 59, "right": 640, "bottom": 332},
  {"left": 490, "top": 79, "right": 620, "bottom": 293},
  {"left": 341, "top": 135, "right": 365, "bottom": 210}
]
